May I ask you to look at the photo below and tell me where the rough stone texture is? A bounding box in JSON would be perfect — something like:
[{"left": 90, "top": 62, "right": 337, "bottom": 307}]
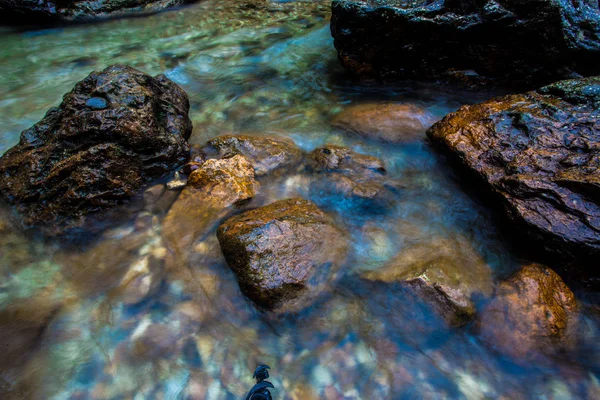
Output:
[
  {"left": 427, "top": 76, "right": 600, "bottom": 266},
  {"left": 308, "top": 145, "right": 399, "bottom": 208},
  {"left": 478, "top": 264, "right": 578, "bottom": 360},
  {"left": 362, "top": 237, "right": 493, "bottom": 325},
  {"left": 331, "top": 0, "right": 600, "bottom": 88},
  {"left": 0, "top": 0, "right": 197, "bottom": 23},
  {"left": 162, "top": 155, "right": 259, "bottom": 254},
  {"left": 201, "top": 135, "right": 303, "bottom": 176},
  {"left": 217, "top": 198, "right": 348, "bottom": 311},
  {"left": 332, "top": 103, "right": 437, "bottom": 143},
  {"left": 0, "top": 64, "right": 191, "bottom": 232}
]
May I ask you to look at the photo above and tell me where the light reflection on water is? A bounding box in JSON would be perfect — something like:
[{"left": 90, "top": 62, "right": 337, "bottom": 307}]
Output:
[{"left": 0, "top": 1, "right": 599, "bottom": 399}]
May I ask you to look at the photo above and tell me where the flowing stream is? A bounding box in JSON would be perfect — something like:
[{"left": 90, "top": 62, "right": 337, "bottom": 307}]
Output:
[{"left": 1, "top": 1, "right": 599, "bottom": 399}]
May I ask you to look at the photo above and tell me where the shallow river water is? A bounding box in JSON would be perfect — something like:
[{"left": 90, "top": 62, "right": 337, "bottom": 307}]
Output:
[{"left": 1, "top": 1, "right": 599, "bottom": 399}]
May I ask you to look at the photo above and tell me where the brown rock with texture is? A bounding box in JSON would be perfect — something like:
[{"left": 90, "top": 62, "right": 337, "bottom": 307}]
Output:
[
  {"left": 201, "top": 135, "right": 303, "bottom": 176},
  {"left": 0, "top": 64, "right": 191, "bottom": 233},
  {"left": 332, "top": 103, "right": 436, "bottom": 143},
  {"left": 162, "top": 155, "right": 259, "bottom": 253},
  {"left": 308, "top": 144, "right": 399, "bottom": 209},
  {"left": 427, "top": 76, "right": 600, "bottom": 265},
  {"left": 478, "top": 264, "right": 578, "bottom": 360},
  {"left": 217, "top": 198, "right": 348, "bottom": 311},
  {"left": 362, "top": 237, "right": 493, "bottom": 325}
]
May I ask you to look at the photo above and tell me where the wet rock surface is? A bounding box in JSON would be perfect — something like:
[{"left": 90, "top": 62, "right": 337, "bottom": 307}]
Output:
[
  {"left": 0, "top": 0, "right": 197, "bottom": 23},
  {"left": 200, "top": 134, "right": 303, "bottom": 176},
  {"left": 162, "top": 155, "right": 259, "bottom": 254},
  {"left": 308, "top": 144, "right": 397, "bottom": 209},
  {"left": 478, "top": 264, "right": 578, "bottom": 360},
  {"left": 362, "top": 237, "right": 493, "bottom": 325},
  {"left": 332, "top": 103, "right": 437, "bottom": 143},
  {"left": 217, "top": 198, "right": 348, "bottom": 311},
  {"left": 331, "top": 0, "right": 600, "bottom": 88},
  {"left": 0, "top": 64, "right": 191, "bottom": 233},
  {"left": 427, "top": 76, "right": 600, "bottom": 266}
]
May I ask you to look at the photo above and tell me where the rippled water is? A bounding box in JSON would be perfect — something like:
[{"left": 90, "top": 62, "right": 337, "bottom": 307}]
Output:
[{"left": 1, "top": 1, "right": 599, "bottom": 399}]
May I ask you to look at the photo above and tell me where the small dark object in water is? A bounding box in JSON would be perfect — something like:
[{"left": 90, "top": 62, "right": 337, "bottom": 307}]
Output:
[
  {"left": 246, "top": 364, "right": 274, "bottom": 400},
  {"left": 253, "top": 364, "right": 270, "bottom": 381},
  {"left": 85, "top": 97, "right": 107, "bottom": 109}
]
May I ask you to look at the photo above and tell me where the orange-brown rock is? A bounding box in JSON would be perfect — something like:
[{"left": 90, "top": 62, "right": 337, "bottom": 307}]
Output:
[
  {"left": 332, "top": 103, "right": 436, "bottom": 143},
  {"left": 427, "top": 76, "right": 600, "bottom": 266},
  {"left": 162, "top": 155, "right": 259, "bottom": 254},
  {"left": 217, "top": 198, "right": 348, "bottom": 311},
  {"left": 478, "top": 264, "right": 578, "bottom": 360}
]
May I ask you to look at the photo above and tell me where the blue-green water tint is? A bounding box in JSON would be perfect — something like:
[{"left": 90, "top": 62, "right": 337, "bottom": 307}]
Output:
[{"left": 1, "top": 1, "right": 599, "bottom": 399}]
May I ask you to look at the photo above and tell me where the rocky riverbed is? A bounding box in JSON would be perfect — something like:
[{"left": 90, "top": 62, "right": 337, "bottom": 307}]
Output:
[{"left": 1, "top": 1, "right": 599, "bottom": 399}]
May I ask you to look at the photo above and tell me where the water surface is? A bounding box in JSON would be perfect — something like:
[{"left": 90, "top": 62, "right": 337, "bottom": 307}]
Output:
[{"left": 1, "top": 1, "right": 599, "bottom": 399}]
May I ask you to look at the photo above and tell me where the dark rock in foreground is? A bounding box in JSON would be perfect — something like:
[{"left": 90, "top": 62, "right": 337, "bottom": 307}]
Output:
[
  {"left": 478, "top": 264, "right": 578, "bottom": 361},
  {"left": 0, "top": 0, "right": 196, "bottom": 23},
  {"left": 331, "top": 0, "right": 600, "bottom": 88},
  {"left": 0, "top": 64, "right": 191, "bottom": 232},
  {"left": 217, "top": 198, "right": 347, "bottom": 311},
  {"left": 427, "top": 76, "right": 600, "bottom": 266}
]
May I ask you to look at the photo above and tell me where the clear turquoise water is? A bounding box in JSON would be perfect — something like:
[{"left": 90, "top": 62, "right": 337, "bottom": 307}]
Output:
[{"left": 1, "top": 1, "right": 599, "bottom": 399}]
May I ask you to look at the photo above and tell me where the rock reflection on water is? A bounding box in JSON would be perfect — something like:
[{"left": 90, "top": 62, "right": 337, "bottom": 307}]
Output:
[{"left": 1, "top": 1, "right": 599, "bottom": 399}]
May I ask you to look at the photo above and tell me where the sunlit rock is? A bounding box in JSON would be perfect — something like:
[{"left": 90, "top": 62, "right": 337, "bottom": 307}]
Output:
[
  {"left": 478, "top": 264, "right": 578, "bottom": 361},
  {"left": 217, "top": 198, "right": 348, "bottom": 311},
  {"left": 162, "top": 155, "right": 259, "bottom": 253},
  {"left": 428, "top": 76, "right": 600, "bottom": 266},
  {"left": 200, "top": 134, "right": 303, "bottom": 176},
  {"left": 331, "top": 0, "right": 600, "bottom": 88},
  {"left": 0, "top": 64, "right": 191, "bottom": 234},
  {"left": 362, "top": 237, "right": 493, "bottom": 325},
  {"left": 332, "top": 102, "right": 437, "bottom": 143}
]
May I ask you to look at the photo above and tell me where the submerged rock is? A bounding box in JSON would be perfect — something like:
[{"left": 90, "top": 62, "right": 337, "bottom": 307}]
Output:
[
  {"left": 308, "top": 144, "right": 397, "bottom": 210},
  {"left": 427, "top": 76, "right": 600, "bottom": 266},
  {"left": 0, "top": 0, "right": 197, "bottom": 23},
  {"left": 362, "top": 237, "right": 493, "bottom": 325},
  {"left": 478, "top": 264, "right": 578, "bottom": 360},
  {"left": 0, "top": 64, "right": 191, "bottom": 233},
  {"left": 217, "top": 198, "right": 348, "bottom": 311},
  {"left": 331, "top": 0, "right": 600, "bottom": 88},
  {"left": 162, "top": 155, "right": 259, "bottom": 253},
  {"left": 332, "top": 103, "right": 437, "bottom": 143},
  {"left": 201, "top": 134, "right": 303, "bottom": 176}
]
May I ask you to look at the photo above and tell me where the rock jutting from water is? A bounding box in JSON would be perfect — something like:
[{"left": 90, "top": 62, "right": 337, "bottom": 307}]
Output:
[
  {"left": 427, "top": 76, "right": 600, "bottom": 267},
  {"left": 162, "top": 155, "right": 259, "bottom": 254},
  {"left": 0, "top": 64, "right": 192, "bottom": 233},
  {"left": 330, "top": 0, "right": 600, "bottom": 88},
  {"left": 217, "top": 198, "right": 348, "bottom": 311},
  {"left": 200, "top": 134, "right": 304, "bottom": 177},
  {"left": 0, "top": 0, "right": 198, "bottom": 23},
  {"left": 477, "top": 264, "right": 578, "bottom": 361}
]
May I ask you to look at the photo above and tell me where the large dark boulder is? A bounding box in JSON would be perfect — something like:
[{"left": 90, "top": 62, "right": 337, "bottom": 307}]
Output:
[
  {"left": 0, "top": 0, "right": 196, "bottom": 23},
  {"left": 217, "top": 198, "right": 348, "bottom": 311},
  {"left": 0, "top": 64, "right": 192, "bottom": 232},
  {"left": 427, "top": 76, "right": 600, "bottom": 266},
  {"left": 331, "top": 0, "right": 600, "bottom": 88}
]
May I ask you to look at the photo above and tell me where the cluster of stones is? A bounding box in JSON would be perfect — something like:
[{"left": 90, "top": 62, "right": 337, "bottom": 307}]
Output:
[{"left": 3, "top": 0, "right": 600, "bottom": 364}]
